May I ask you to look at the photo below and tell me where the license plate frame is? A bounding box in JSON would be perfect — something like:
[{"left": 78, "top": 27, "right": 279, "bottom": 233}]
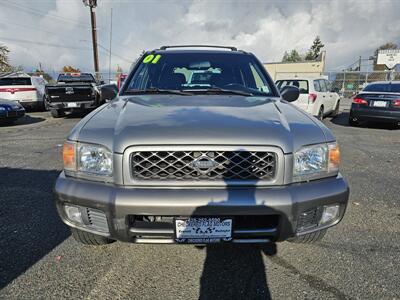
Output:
[
  {"left": 372, "top": 100, "right": 387, "bottom": 108},
  {"left": 174, "top": 217, "right": 233, "bottom": 244}
]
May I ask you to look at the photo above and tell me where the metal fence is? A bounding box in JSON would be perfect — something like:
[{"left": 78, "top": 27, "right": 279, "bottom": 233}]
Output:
[{"left": 275, "top": 70, "right": 400, "bottom": 97}]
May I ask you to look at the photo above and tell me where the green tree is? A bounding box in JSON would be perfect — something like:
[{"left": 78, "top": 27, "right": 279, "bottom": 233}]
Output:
[
  {"left": 282, "top": 49, "right": 302, "bottom": 62},
  {"left": 305, "top": 36, "right": 325, "bottom": 61},
  {"left": 370, "top": 42, "right": 398, "bottom": 70}
]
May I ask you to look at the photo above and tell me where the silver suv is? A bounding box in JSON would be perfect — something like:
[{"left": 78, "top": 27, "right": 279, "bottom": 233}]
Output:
[{"left": 55, "top": 45, "right": 349, "bottom": 246}]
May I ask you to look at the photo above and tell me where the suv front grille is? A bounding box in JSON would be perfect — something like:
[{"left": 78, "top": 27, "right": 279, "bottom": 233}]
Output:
[{"left": 131, "top": 150, "right": 276, "bottom": 181}]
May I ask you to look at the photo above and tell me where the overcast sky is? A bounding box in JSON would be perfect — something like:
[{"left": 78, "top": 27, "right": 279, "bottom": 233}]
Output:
[{"left": 0, "top": 0, "right": 399, "bottom": 74}]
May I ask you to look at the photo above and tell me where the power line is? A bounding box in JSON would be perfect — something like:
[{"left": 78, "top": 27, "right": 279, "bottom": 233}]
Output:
[
  {"left": 97, "top": 44, "right": 132, "bottom": 63},
  {"left": 1, "top": 1, "right": 89, "bottom": 28},
  {"left": 0, "top": 36, "right": 91, "bottom": 50},
  {"left": 0, "top": 20, "right": 83, "bottom": 38},
  {"left": 1, "top": 22, "right": 130, "bottom": 63},
  {"left": 3, "top": 0, "right": 90, "bottom": 26}
]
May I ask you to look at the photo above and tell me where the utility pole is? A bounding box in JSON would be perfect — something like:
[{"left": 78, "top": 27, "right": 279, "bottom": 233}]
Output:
[
  {"left": 108, "top": 7, "right": 113, "bottom": 84},
  {"left": 83, "top": 0, "right": 100, "bottom": 80},
  {"left": 357, "top": 55, "right": 362, "bottom": 92}
]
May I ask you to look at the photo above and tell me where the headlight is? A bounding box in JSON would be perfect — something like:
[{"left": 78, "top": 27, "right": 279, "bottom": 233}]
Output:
[
  {"left": 0, "top": 106, "right": 5, "bottom": 111},
  {"left": 63, "top": 141, "right": 113, "bottom": 179},
  {"left": 293, "top": 142, "right": 340, "bottom": 182},
  {"left": 78, "top": 143, "right": 113, "bottom": 176}
]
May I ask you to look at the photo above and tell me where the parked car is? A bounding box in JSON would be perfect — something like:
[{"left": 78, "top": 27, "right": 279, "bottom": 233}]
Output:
[
  {"left": 0, "top": 72, "right": 47, "bottom": 110},
  {"left": 0, "top": 99, "right": 25, "bottom": 125},
  {"left": 349, "top": 81, "right": 400, "bottom": 126},
  {"left": 275, "top": 78, "right": 341, "bottom": 120},
  {"left": 55, "top": 45, "right": 349, "bottom": 246},
  {"left": 45, "top": 73, "right": 103, "bottom": 118}
]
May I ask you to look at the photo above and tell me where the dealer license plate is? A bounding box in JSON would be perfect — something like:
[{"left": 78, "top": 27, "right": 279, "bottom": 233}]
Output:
[
  {"left": 373, "top": 101, "right": 387, "bottom": 107},
  {"left": 67, "top": 102, "right": 78, "bottom": 108},
  {"left": 174, "top": 217, "right": 233, "bottom": 243}
]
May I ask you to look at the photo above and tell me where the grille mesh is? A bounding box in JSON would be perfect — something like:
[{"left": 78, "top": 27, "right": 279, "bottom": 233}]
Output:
[{"left": 131, "top": 150, "right": 276, "bottom": 181}]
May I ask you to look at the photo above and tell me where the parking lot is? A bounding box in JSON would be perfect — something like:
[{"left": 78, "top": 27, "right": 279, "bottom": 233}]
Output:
[{"left": 0, "top": 100, "right": 399, "bottom": 299}]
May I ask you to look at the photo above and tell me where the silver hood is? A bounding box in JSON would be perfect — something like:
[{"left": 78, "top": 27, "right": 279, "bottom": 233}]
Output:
[{"left": 70, "top": 95, "right": 334, "bottom": 154}]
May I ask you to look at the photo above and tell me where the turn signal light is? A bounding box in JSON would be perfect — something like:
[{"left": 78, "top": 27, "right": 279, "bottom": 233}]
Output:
[
  {"left": 63, "top": 141, "right": 76, "bottom": 171},
  {"left": 328, "top": 142, "right": 340, "bottom": 172},
  {"left": 352, "top": 97, "right": 368, "bottom": 105}
]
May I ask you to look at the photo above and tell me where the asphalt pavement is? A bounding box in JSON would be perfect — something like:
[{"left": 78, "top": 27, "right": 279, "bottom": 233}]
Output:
[{"left": 0, "top": 102, "right": 399, "bottom": 299}]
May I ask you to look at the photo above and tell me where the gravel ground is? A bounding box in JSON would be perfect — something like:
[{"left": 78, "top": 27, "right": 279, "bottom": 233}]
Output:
[{"left": 0, "top": 102, "right": 399, "bottom": 300}]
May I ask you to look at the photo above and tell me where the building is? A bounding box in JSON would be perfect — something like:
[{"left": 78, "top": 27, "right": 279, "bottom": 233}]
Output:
[{"left": 264, "top": 51, "right": 326, "bottom": 80}]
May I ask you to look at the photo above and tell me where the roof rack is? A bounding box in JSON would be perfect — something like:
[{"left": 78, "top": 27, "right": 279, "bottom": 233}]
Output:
[{"left": 159, "top": 45, "right": 238, "bottom": 51}]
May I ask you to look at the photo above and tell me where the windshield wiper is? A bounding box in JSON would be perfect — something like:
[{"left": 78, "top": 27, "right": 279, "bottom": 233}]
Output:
[
  {"left": 184, "top": 87, "right": 253, "bottom": 96},
  {"left": 125, "top": 88, "right": 193, "bottom": 96}
]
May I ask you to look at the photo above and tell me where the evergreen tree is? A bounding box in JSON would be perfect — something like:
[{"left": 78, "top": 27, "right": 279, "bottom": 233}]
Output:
[
  {"left": 282, "top": 49, "right": 302, "bottom": 62},
  {"left": 305, "top": 36, "right": 325, "bottom": 60}
]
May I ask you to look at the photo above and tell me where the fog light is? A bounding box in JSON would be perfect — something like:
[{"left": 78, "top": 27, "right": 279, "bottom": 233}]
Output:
[
  {"left": 320, "top": 205, "right": 340, "bottom": 225},
  {"left": 64, "top": 205, "right": 83, "bottom": 224}
]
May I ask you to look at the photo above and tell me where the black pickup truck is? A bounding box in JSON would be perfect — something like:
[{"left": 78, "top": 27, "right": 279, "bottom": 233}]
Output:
[{"left": 45, "top": 73, "right": 103, "bottom": 118}]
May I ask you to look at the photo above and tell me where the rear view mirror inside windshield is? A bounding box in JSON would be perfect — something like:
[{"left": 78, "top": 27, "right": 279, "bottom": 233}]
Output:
[{"left": 189, "top": 61, "right": 211, "bottom": 69}]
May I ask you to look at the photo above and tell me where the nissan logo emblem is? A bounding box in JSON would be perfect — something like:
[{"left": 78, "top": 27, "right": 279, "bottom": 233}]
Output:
[{"left": 192, "top": 156, "right": 218, "bottom": 173}]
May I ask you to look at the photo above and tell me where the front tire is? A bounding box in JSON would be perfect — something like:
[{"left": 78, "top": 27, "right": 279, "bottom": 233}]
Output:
[
  {"left": 288, "top": 229, "right": 327, "bottom": 244},
  {"left": 71, "top": 228, "right": 114, "bottom": 246},
  {"left": 43, "top": 97, "right": 50, "bottom": 111},
  {"left": 317, "top": 106, "right": 324, "bottom": 120},
  {"left": 331, "top": 101, "right": 340, "bottom": 117},
  {"left": 349, "top": 117, "right": 359, "bottom": 127}
]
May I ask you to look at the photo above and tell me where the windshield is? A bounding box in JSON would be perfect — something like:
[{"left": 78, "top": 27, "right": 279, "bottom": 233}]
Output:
[
  {"left": 123, "top": 52, "right": 274, "bottom": 96},
  {"left": 0, "top": 77, "right": 32, "bottom": 86},
  {"left": 363, "top": 83, "right": 400, "bottom": 93},
  {"left": 58, "top": 74, "right": 95, "bottom": 83}
]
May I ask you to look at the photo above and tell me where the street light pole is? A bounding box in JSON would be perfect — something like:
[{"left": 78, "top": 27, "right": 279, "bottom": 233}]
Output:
[{"left": 83, "top": 0, "right": 100, "bottom": 81}]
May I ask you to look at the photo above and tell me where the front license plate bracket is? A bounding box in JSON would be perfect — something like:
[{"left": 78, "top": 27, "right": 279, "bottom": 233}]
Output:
[{"left": 174, "top": 217, "right": 233, "bottom": 244}]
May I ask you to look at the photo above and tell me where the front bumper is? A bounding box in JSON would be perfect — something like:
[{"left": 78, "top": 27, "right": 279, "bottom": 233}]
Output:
[
  {"left": 55, "top": 172, "right": 349, "bottom": 243},
  {"left": 350, "top": 105, "right": 400, "bottom": 123}
]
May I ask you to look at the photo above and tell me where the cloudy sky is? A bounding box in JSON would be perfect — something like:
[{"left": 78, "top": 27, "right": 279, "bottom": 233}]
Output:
[{"left": 0, "top": 0, "right": 399, "bottom": 75}]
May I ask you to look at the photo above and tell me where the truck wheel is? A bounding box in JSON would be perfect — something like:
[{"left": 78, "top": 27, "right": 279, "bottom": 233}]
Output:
[
  {"left": 71, "top": 228, "right": 114, "bottom": 246},
  {"left": 288, "top": 229, "right": 327, "bottom": 243},
  {"left": 50, "top": 109, "right": 65, "bottom": 118}
]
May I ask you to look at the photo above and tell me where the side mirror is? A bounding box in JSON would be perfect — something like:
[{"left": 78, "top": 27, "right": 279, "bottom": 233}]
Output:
[
  {"left": 280, "top": 85, "right": 299, "bottom": 102},
  {"left": 101, "top": 84, "right": 118, "bottom": 102},
  {"left": 100, "top": 80, "right": 105, "bottom": 85}
]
